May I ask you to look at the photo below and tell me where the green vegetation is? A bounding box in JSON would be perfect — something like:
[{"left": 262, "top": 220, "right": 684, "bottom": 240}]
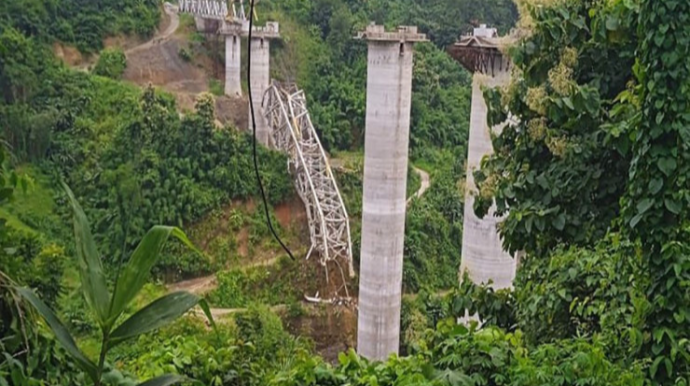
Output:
[
  {"left": 208, "top": 257, "right": 318, "bottom": 308},
  {"left": 277, "top": 325, "right": 643, "bottom": 386},
  {"left": 7, "top": 0, "right": 690, "bottom": 385},
  {"left": 208, "top": 79, "right": 224, "bottom": 96},
  {"left": 474, "top": 0, "right": 637, "bottom": 256},
  {"left": 469, "top": 0, "right": 690, "bottom": 383},
  {"left": 404, "top": 150, "right": 465, "bottom": 292},
  {"left": 93, "top": 48, "right": 127, "bottom": 79},
  {"left": 178, "top": 47, "right": 193, "bottom": 62},
  {"left": 0, "top": 31, "right": 294, "bottom": 276},
  {"left": 622, "top": 1, "right": 690, "bottom": 381},
  {"left": 15, "top": 184, "right": 212, "bottom": 386},
  {"left": 263, "top": 0, "right": 476, "bottom": 153},
  {"left": 0, "top": 0, "right": 160, "bottom": 53},
  {"left": 0, "top": 1, "right": 303, "bottom": 382},
  {"left": 113, "top": 307, "right": 308, "bottom": 386}
]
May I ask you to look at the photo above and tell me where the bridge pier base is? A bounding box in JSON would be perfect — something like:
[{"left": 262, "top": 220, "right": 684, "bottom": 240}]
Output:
[
  {"left": 194, "top": 17, "right": 206, "bottom": 31},
  {"left": 225, "top": 35, "right": 242, "bottom": 96},
  {"left": 356, "top": 25, "right": 426, "bottom": 361}
]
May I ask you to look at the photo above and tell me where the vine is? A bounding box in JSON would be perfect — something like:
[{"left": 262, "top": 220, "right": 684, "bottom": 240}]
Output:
[{"left": 621, "top": 0, "right": 690, "bottom": 382}]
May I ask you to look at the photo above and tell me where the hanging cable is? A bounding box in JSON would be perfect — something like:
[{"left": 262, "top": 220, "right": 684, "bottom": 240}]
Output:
[{"left": 246, "top": 0, "right": 296, "bottom": 261}]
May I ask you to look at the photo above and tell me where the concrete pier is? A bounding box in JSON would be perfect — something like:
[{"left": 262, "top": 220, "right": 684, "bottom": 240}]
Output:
[
  {"left": 246, "top": 23, "right": 279, "bottom": 147},
  {"left": 225, "top": 35, "right": 242, "bottom": 96},
  {"left": 248, "top": 37, "right": 270, "bottom": 146},
  {"left": 448, "top": 26, "right": 517, "bottom": 290},
  {"left": 356, "top": 24, "right": 427, "bottom": 361},
  {"left": 460, "top": 64, "right": 515, "bottom": 290}
]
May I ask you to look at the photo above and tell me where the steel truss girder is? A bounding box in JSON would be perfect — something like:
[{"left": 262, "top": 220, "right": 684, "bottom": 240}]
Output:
[
  {"left": 263, "top": 82, "right": 354, "bottom": 278},
  {"left": 179, "top": 0, "right": 229, "bottom": 20}
]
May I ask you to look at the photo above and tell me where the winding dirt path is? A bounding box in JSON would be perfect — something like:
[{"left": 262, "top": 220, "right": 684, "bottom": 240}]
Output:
[
  {"left": 122, "top": 2, "right": 211, "bottom": 109},
  {"left": 169, "top": 256, "right": 284, "bottom": 319},
  {"left": 73, "top": 3, "right": 179, "bottom": 72},
  {"left": 127, "top": 3, "right": 180, "bottom": 55},
  {"left": 168, "top": 255, "right": 281, "bottom": 295},
  {"left": 407, "top": 167, "right": 431, "bottom": 205}
]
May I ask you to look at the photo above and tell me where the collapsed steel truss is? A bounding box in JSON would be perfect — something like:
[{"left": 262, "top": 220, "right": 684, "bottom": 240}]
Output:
[
  {"left": 263, "top": 82, "right": 354, "bottom": 279},
  {"left": 447, "top": 35, "right": 508, "bottom": 76}
]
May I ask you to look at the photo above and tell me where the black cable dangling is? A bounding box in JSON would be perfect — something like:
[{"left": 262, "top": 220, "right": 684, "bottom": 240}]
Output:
[{"left": 246, "top": 0, "right": 296, "bottom": 261}]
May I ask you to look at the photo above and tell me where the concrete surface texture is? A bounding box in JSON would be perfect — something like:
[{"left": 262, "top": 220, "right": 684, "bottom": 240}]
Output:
[
  {"left": 357, "top": 32, "right": 423, "bottom": 360},
  {"left": 460, "top": 56, "right": 516, "bottom": 290},
  {"left": 248, "top": 37, "right": 271, "bottom": 146},
  {"left": 225, "top": 35, "right": 242, "bottom": 96},
  {"left": 194, "top": 16, "right": 206, "bottom": 31}
]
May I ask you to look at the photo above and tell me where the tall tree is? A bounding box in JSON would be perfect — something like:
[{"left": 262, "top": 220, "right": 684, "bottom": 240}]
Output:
[{"left": 474, "top": 0, "right": 638, "bottom": 256}]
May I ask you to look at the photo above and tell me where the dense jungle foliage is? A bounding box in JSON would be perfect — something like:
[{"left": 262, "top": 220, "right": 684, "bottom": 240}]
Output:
[
  {"left": 0, "top": 0, "right": 160, "bottom": 52},
  {"left": 262, "top": 0, "right": 508, "bottom": 152},
  {"left": 0, "top": 26, "right": 293, "bottom": 277},
  {"left": 469, "top": 0, "right": 690, "bottom": 383},
  {"left": 7, "top": 0, "right": 690, "bottom": 385}
]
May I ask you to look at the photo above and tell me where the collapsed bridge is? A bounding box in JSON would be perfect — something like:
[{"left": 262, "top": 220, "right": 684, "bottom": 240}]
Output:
[
  {"left": 177, "top": 1, "right": 354, "bottom": 296},
  {"left": 263, "top": 83, "right": 354, "bottom": 282}
]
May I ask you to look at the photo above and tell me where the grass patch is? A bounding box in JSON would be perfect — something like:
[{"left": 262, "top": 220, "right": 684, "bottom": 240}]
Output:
[
  {"left": 1, "top": 165, "right": 62, "bottom": 237},
  {"left": 407, "top": 165, "right": 422, "bottom": 199},
  {"left": 13, "top": 166, "right": 56, "bottom": 216},
  {"left": 206, "top": 256, "right": 318, "bottom": 308},
  {"left": 209, "top": 78, "right": 223, "bottom": 96},
  {"left": 0, "top": 208, "right": 35, "bottom": 234}
]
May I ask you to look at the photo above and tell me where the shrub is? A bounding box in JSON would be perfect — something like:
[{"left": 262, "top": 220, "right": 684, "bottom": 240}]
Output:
[
  {"left": 273, "top": 321, "right": 645, "bottom": 386},
  {"left": 0, "top": 230, "right": 64, "bottom": 306},
  {"left": 450, "top": 273, "right": 516, "bottom": 331},
  {"left": 209, "top": 78, "right": 223, "bottom": 96},
  {"left": 178, "top": 47, "right": 192, "bottom": 62},
  {"left": 427, "top": 322, "right": 644, "bottom": 386},
  {"left": 116, "top": 308, "right": 307, "bottom": 386},
  {"left": 514, "top": 235, "right": 646, "bottom": 358},
  {"left": 207, "top": 257, "right": 306, "bottom": 308},
  {"left": 93, "top": 48, "right": 127, "bottom": 79},
  {"left": 15, "top": 184, "right": 211, "bottom": 386}
]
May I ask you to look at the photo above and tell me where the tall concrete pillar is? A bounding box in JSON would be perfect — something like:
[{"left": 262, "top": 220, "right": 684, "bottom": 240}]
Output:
[
  {"left": 248, "top": 37, "right": 270, "bottom": 146},
  {"left": 460, "top": 55, "right": 516, "bottom": 290},
  {"left": 225, "top": 35, "right": 242, "bottom": 96},
  {"left": 356, "top": 25, "right": 427, "bottom": 361}
]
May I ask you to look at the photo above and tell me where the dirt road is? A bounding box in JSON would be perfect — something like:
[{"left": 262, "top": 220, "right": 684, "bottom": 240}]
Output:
[
  {"left": 167, "top": 256, "right": 280, "bottom": 295},
  {"left": 407, "top": 167, "right": 431, "bottom": 205},
  {"left": 127, "top": 3, "right": 180, "bottom": 55},
  {"left": 123, "top": 3, "right": 209, "bottom": 101}
]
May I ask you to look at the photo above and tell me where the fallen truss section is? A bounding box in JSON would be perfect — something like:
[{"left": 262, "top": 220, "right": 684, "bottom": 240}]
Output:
[{"left": 263, "top": 82, "right": 354, "bottom": 279}]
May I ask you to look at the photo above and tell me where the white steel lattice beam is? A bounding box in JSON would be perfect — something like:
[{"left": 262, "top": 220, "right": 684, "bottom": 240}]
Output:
[
  {"left": 178, "top": 0, "right": 229, "bottom": 20},
  {"left": 263, "top": 82, "right": 355, "bottom": 280}
]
